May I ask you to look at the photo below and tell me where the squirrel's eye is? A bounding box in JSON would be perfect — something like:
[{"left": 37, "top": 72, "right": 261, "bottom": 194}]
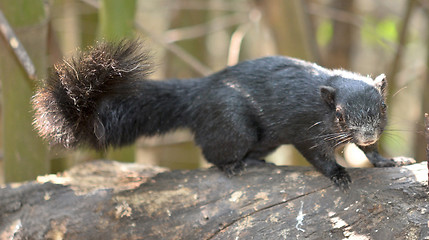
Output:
[
  {"left": 335, "top": 110, "right": 344, "bottom": 122},
  {"left": 381, "top": 101, "right": 387, "bottom": 111}
]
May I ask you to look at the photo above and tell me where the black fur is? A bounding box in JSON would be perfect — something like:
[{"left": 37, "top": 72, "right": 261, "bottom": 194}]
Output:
[{"left": 32, "top": 40, "right": 413, "bottom": 191}]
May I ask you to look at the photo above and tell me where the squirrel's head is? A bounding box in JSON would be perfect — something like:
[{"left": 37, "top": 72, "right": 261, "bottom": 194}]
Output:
[{"left": 320, "top": 74, "right": 388, "bottom": 146}]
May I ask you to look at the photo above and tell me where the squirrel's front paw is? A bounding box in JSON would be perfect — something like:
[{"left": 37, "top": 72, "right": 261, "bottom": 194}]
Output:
[
  {"left": 389, "top": 156, "right": 416, "bottom": 166},
  {"left": 372, "top": 156, "right": 416, "bottom": 167},
  {"left": 330, "top": 169, "right": 352, "bottom": 192}
]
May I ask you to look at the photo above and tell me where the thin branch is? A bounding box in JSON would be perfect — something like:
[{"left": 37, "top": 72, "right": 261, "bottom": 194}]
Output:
[
  {"left": 227, "top": 23, "right": 251, "bottom": 66},
  {"left": 80, "top": 0, "right": 249, "bottom": 12},
  {"left": 306, "top": 2, "right": 363, "bottom": 27},
  {"left": 166, "top": 0, "right": 249, "bottom": 12},
  {"left": 163, "top": 13, "right": 249, "bottom": 43},
  {"left": 136, "top": 22, "right": 212, "bottom": 76},
  {"left": 80, "top": 0, "right": 98, "bottom": 8},
  {"left": 226, "top": 8, "right": 261, "bottom": 65},
  {"left": 0, "top": 9, "right": 36, "bottom": 80},
  {"left": 79, "top": 0, "right": 212, "bottom": 76}
]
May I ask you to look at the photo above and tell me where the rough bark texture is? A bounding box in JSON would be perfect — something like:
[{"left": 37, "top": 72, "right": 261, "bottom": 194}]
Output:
[{"left": 0, "top": 160, "right": 428, "bottom": 239}]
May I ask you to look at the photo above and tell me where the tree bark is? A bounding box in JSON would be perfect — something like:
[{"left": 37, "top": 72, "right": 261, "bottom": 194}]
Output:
[{"left": 0, "top": 160, "right": 427, "bottom": 239}]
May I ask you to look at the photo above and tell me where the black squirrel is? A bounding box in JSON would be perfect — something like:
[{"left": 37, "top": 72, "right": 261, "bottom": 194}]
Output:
[{"left": 32, "top": 40, "right": 414, "bottom": 190}]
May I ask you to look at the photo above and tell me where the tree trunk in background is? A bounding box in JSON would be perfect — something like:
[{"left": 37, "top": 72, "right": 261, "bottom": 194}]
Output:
[
  {"left": 387, "top": 0, "right": 415, "bottom": 104},
  {"left": 255, "top": 0, "right": 312, "bottom": 60},
  {"left": 380, "top": 0, "right": 416, "bottom": 160},
  {"left": 79, "top": 1, "right": 98, "bottom": 48},
  {"left": 98, "top": 0, "right": 137, "bottom": 162},
  {"left": 0, "top": 0, "right": 49, "bottom": 182},
  {"left": 99, "top": 0, "right": 136, "bottom": 41},
  {"left": 325, "top": 0, "right": 354, "bottom": 69},
  {"left": 414, "top": 11, "right": 429, "bottom": 162}
]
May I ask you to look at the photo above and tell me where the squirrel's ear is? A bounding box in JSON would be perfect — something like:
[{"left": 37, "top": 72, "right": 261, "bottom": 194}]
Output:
[
  {"left": 320, "top": 86, "right": 336, "bottom": 109},
  {"left": 374, "top": 74, "right": 387, "bottom": 97}
]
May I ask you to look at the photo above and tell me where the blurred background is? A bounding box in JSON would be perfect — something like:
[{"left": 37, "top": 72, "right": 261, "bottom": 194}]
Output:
[{"left": 0, "top": 0, "right": 427, "bottom": 183}]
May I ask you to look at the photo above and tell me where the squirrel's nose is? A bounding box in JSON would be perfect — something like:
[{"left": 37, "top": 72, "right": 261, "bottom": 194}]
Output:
[{"left": 355, "top": 130, "right": 378, "bottom": 146}]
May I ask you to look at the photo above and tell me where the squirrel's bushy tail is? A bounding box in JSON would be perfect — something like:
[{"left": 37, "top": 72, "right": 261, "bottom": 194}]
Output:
[{"left": 32, "top": 40, "right": 153, "bottom": 149}]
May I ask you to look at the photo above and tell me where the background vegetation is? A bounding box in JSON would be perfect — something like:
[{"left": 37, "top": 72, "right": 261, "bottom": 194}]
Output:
[{"left": 0, "top": 0, "right": 427, "bottom": 183}]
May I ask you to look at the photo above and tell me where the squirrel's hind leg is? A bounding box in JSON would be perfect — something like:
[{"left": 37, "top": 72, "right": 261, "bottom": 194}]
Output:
[
  {"left": 194, "top": 120, "right": 257, "bottom": 177},
  {"left": 198, "top": 135, "right": 255, "bottom": 177}
]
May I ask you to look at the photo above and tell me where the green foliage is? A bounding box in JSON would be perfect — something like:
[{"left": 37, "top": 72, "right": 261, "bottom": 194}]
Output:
[
  {"left": 361, "top": 17, "right": 398, "bottom": 47},
  {"left": 0, "top": 0, "right": 45, "bottom": 27},
  {"left": 376, "top": 19, "right": 398, "bottom": 42},
  {"left": 316, "top": 19, "right": 333, "bottom": 47}
]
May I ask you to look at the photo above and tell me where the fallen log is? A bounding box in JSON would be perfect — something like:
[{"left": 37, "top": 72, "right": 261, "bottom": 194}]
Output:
[{"left": 0, "top": 160, "right": 428, "bottom": 239}]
